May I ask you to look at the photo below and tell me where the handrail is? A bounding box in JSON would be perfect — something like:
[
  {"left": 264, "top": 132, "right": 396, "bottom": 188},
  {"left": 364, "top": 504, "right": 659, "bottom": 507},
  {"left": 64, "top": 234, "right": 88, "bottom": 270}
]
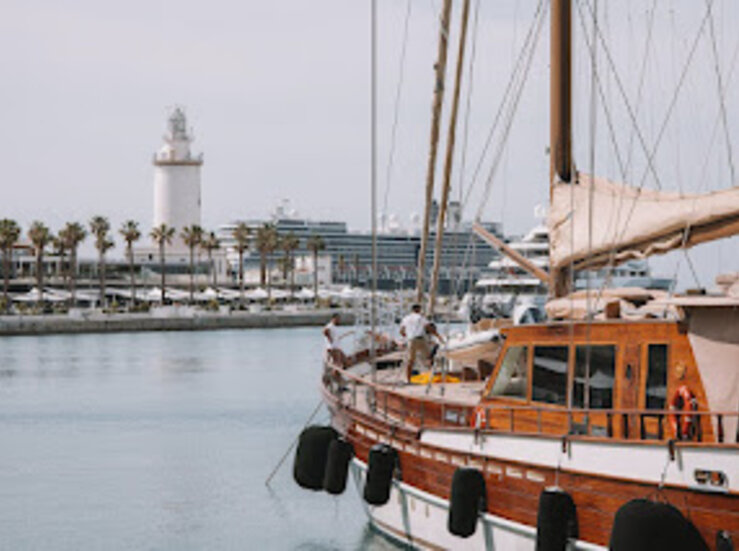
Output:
[
  {"left": 325, "top": 361, "right": 737, "bottom": 417},
  {"left": 324, "top": 361, "right": 738, "bottom": 444}
]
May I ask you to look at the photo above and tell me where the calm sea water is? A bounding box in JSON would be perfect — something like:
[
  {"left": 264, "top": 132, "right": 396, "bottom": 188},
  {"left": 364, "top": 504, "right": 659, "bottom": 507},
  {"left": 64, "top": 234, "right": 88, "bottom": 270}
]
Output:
[{"left": 0, "top": 328, "right": 399, "bottom": 550}]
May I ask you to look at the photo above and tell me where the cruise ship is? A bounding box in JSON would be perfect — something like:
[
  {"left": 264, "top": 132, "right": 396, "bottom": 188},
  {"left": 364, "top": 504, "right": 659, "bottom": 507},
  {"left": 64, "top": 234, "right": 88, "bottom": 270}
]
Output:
[
  {"left": 218, "top": 200, "right": 503, "bottom": 294},
  {"left": 463, "top": 216, "right": 673, "bottom": 322}
]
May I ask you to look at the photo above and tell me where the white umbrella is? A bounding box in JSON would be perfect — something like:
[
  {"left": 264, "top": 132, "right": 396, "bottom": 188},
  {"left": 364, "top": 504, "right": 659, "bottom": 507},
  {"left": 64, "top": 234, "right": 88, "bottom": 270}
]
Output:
[
  {"left": 216, "top": 287, "right": 242, "bottom": 300},
  {"left": 194, "top": 287, "right": 219, "bottom": 301},
  {"left": 12, "top": 288, "right": 67, "bottom": 303},
  {"left": 270, "top": 288, "right": 290, "bottom": 300},
  {"left": 165, "top": 288, "right": 190, "bottom": 301},
  {"left": 295, "top": 288, "right": 315, "bottom": 300},
  {"left": 244, "top": 287, "right": 269, "bottom": 300}
]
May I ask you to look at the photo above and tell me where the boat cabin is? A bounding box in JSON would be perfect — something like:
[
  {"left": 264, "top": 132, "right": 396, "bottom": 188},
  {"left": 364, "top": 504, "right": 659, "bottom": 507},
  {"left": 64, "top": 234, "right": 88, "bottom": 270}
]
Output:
[{"left": 478, "top": 312, "right": 737, "bottom": 444}]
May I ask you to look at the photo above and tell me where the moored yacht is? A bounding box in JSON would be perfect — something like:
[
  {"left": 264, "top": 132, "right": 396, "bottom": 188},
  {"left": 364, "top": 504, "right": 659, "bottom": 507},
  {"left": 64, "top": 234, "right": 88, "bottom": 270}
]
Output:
[{"left": 463, "top": 214, "right": 673, "bottom": 323}]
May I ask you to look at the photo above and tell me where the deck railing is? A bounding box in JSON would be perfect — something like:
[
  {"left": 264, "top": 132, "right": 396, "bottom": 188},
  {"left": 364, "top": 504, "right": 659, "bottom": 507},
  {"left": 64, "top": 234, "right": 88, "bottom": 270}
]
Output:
[{"left": 324, "top": 362, "right": 739, "bottom": 446}]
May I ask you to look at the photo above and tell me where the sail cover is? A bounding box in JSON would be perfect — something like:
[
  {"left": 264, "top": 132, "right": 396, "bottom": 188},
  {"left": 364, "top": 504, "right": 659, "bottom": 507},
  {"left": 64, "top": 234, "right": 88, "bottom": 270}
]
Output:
[{"left": 549, "top": 173, "right": 739, "bottom": 271}]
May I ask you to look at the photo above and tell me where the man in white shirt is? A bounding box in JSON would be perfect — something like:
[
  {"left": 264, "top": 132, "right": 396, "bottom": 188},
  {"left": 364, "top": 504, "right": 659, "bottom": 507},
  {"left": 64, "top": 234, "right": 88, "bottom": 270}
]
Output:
[
  {"left": 323, "top": 313, "right": 346, "bottom": 366},
  {"left": 400, "top": 304, "right": 431, "bottom": 383}
]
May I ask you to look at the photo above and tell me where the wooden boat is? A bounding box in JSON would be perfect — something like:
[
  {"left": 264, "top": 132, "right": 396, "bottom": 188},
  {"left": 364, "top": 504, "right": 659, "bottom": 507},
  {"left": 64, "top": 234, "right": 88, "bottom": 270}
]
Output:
[{"left": 296, "top": 1, "right": 739, "bottom": 549}]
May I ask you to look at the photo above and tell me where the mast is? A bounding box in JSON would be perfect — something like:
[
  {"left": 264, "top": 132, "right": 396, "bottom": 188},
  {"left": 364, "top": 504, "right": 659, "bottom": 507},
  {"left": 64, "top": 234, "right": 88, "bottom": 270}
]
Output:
[
  {"left": 370, "top": 0, "right": 378, "bottom": 380},
  {"left": 416, "top": 0, "right": 453, "bottom": 306},
  {"left": 428, "top": 0, "right": 471, "bottom": 316},
  {"left": 550, "top": 0, "right": 573, "bottom": 298}
]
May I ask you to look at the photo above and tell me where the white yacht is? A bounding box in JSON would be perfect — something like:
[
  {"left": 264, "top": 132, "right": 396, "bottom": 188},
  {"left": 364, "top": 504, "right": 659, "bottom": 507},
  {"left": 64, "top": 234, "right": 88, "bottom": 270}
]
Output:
[{"left": 463, "top": 219, "right": 673, "bottom": 322}]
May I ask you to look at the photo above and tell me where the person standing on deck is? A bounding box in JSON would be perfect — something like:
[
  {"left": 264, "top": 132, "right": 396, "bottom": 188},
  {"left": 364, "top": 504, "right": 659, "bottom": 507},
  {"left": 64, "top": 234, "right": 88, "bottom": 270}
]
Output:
[
  {"left": 400, "top": 304, "right": 433, "bottom": 382},
  {"left": 323, "top": 313, "right": 346, "bottom": 366}
]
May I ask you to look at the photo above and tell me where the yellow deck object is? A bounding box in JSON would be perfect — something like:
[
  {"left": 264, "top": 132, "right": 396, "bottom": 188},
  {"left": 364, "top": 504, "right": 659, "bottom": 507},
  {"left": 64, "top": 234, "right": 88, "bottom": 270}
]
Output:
[{"left": 410, "top": 372, "right": 461, "bottom": 385}]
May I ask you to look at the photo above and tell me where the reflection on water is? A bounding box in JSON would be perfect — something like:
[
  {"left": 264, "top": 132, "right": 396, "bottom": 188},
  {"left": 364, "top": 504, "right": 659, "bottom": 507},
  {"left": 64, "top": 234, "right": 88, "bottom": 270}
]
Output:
[{"left": 0, "top": 329, "right": 400, "bottom": 550}]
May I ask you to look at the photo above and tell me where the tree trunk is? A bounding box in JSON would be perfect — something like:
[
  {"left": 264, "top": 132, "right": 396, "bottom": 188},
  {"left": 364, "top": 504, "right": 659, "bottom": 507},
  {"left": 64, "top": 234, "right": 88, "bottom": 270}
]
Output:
[
  {"left": 238, "top": 249, "right": 244, "bottom": 308},
  {"left": 36, "top": 250, "right": 43, "bottom": 308},
  {"left": 70, "top": 248, "right": 77, "bottom": 307},
  {"left": 160, "top": 242, "right": 166, "bottom": 304},
  {"left": 312, "top": 249, "right": 318, "bottom": 306},
  {"left": 128, "top": 245, "right": 136, "bottom": 306},
  {"left": 189, "top": 245, "right": 194, "bottom": 304},
  {"left": 267, "top": 259, "right": 272, "bottom": 304},
  {"left": 289, "top": 252, "right": 295, "bottom": 297},
  {"left": 2, "top": 249, "right": 9, "bottom": 313},
  {"left": 98, "top": 251, "right": 105, "bottom": 308},
  {"left": 260, "top": 253, "right": 266, "bottom": 286}
]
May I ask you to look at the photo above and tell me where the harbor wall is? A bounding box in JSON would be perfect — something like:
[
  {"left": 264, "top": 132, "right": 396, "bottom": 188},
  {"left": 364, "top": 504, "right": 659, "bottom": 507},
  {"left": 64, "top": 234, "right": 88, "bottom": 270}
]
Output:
[{"left": 0, "top": 309, "right": 355, "bottom": 337}]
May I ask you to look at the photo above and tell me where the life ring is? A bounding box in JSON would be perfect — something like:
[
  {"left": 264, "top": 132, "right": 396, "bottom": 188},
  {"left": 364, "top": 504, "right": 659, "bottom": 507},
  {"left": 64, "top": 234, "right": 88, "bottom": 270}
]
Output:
[
  {"left": 668, "top": 385, "right": 697, "bottom": 440},
  {"left": 471, "top": 406, "right": 486, "bottom": 429}
]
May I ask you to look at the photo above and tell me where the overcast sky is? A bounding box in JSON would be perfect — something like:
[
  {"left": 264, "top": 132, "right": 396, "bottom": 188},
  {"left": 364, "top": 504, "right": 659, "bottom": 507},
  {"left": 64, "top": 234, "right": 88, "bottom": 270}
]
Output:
[{"left": 1, "top": 0, "right": 737, "bottom": 289}]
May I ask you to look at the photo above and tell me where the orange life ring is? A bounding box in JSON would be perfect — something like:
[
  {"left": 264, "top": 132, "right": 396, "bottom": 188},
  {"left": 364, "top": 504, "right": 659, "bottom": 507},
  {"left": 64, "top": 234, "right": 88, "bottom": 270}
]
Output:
[
  {"left": 668, "top": 385, "right": 697, "bottom": 440},
  {"left": 471, "top": 406, "right": 486, "bottom": 429}
]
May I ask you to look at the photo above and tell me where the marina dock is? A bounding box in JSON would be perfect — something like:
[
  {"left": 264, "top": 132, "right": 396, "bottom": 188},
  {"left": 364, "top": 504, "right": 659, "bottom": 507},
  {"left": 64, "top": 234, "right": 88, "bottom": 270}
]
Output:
[{"left": 0, "top": 308, "right": 354, "bottom": 337}]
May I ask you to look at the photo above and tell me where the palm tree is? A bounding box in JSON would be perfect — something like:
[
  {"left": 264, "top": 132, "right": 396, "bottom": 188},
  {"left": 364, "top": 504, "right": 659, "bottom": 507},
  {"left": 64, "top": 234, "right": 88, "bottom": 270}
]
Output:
[
  {"left": 0, "top": 219, "right": 21, "bottom": 313},
  {"left": 257, "top": 224, "right": 279, "bottom": 303},
  {"left": 255, "top": 223, "right": 277, "bottom": 287},
  {"left": 306, "top": 234, "right": 325, "bottom": 304},
  {"left": 280, "top": 232, "right": 299, "bottom": 296},
  {"left": 232, "top": 223, "right": 250, "bottom": 306},
  {"left": 181, "top": 224, "right": 204, "bottom": 304},
  {"left": 150, "top": 223, "right": 176, "bottom": 304},
  {"left": 89, "top": 216, "right": 114, "bottom": 308},
  {"left": 201, "top": 231, "right": 220, "bottom": 288},
  {"left": 119, "top": 220, "right": 141, "bottom": 306},
  {"left": 353, "top": 253, "right": 360, "bottom": 286},
  {"left": 60, "top": 222, "right": 86, "bottom": 306},
  {"left": 28, "top": 221, "right": 52, "bottom": 308},
  {"left": 338, "top": 254, "right": 346, "bottom": 283},
  {"left": 51, "top": 234, "right": 67, "bottom": 287}
]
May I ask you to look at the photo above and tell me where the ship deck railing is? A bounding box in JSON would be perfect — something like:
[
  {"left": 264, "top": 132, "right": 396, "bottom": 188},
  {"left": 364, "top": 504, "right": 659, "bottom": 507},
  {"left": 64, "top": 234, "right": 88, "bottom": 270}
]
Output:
[{"left": 323, "top": 361, "right": 739, "bottom": 447}]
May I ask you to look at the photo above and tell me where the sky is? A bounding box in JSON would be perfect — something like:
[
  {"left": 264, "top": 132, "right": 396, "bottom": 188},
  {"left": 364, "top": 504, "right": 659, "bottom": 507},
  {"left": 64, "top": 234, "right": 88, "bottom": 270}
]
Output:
[{"left": 1, "top": 0, "right": 738, "bottom": 289}]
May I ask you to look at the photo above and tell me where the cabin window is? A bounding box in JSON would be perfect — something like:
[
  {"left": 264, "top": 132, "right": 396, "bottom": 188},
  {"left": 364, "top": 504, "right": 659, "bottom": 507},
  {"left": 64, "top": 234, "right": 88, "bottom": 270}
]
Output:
[
  {"left": 532, "top": 346, "right": 569, "bottom": 406},
  {"left": 646, "top": 344, "right": 669, "bottom": 409},
  {"left": 489, "top": 346, "right": 529, "bottom": 399},
  {"left": 573, "top": 345, "right": 616, "bottom": 409}
]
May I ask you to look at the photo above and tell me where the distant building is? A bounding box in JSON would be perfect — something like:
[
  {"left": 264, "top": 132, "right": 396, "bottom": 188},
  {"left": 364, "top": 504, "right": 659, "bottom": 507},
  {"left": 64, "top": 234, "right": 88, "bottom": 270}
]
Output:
[{"left": 217, "top": 201, "right": 502, "bottom": 295}]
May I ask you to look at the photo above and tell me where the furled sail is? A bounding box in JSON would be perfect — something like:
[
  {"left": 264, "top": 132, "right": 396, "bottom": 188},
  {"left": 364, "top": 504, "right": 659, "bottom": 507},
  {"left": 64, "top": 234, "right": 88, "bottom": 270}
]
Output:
[{"left": 549, "top": 173, "right": 739, "bottom": 271}]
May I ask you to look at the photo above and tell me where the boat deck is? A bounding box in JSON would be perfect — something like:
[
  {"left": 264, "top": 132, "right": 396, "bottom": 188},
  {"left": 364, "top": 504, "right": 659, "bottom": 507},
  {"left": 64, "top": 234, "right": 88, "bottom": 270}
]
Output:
[{"left": 342, "top": 362, "right": 485, "bottom": 406}]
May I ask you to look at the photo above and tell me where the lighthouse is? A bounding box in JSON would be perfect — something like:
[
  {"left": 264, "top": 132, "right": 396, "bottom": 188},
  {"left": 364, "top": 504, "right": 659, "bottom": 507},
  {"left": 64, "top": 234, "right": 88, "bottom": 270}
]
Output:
[{"left": 153, "top": 107, "right": 203, "bottom": 248}]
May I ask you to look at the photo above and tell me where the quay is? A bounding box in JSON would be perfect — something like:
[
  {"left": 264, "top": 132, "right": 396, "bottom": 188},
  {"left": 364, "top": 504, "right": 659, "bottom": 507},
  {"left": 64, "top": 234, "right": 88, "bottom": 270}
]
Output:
[{"left": 0, "top": 308, "right": 355, "bottom": 337}]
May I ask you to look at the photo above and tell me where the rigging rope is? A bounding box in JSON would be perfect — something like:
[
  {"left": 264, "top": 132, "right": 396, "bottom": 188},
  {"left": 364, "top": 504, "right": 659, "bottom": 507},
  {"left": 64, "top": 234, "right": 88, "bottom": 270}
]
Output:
[
  {"left": 474, "top": 2, "right": 548, "bottom": 220},
  {"left": 461, "top": 0, "right": 547, "bottom": 211},
  {"left": 697, "top": 36, "right": 739, "bottom": 192},
  {"left": 623, "top": 0, "right": 658, "bottom": 179},
  {"left": 456, "top": 0, "right": 481, "bottom": 205},
  {"left": 381, "top": 0, "right": 413, "bottom": 222},
  {"left": 705, "top": 0, "right": 736, "bottom": 187}
]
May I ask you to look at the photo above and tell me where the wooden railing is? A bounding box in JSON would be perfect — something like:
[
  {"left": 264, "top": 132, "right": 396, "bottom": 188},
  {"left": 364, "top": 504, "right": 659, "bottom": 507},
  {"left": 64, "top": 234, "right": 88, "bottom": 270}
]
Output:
[{"left": 324, "top": 362, "right": 739, "bottom": 445}]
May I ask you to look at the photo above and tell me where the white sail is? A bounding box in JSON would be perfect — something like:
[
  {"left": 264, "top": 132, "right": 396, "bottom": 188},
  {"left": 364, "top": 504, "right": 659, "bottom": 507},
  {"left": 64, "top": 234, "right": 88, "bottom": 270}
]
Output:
[{"left": 549, "top": 173, "right": 739, "bottom": 271}]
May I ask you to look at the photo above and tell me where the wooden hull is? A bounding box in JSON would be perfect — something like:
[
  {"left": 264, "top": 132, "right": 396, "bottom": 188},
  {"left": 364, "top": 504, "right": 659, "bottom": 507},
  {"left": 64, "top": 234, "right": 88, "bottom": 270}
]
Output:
[{"left": 328, "top": 397, "right": 739, "bottom": 549}]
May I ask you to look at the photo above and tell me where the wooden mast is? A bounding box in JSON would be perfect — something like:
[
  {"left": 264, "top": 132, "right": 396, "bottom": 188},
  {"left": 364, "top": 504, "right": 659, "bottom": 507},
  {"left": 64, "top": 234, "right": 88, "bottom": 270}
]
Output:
[
  {"left": 550, "top": 0, "right": 573, "bottom": 298},
  {"left": 428, "top": 0, "right": 471, "bottom": 316},
  {"left": 416, "top": 0, "right": 453, "bottom": 306}
]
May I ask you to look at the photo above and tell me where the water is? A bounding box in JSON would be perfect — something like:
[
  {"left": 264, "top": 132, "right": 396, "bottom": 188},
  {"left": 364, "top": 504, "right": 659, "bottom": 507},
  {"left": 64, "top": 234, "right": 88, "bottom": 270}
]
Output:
[{"left": 0, "top": 328, "right": 399, "bottom": 550}]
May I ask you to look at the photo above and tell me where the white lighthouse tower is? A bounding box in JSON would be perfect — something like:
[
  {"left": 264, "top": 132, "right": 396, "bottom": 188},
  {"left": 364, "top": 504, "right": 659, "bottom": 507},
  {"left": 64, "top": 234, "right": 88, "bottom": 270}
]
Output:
[{"left": 153, "top": 107, "right": 203, "bottom": 248}]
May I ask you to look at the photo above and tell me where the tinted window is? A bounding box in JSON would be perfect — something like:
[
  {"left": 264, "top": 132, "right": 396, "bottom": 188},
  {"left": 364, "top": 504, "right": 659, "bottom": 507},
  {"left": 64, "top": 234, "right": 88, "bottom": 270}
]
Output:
[
  {"left": 532, "top": 346, "right": 568, "bottom": 406},
  {"left": 647, "top": 344, "right": 668, "bottom": 409},
  {"left": 573, "top": 345, "right": 615, "bottom": 409},
  {"left": 489, "top": 346, "right": 528, "bottom": 399}
]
